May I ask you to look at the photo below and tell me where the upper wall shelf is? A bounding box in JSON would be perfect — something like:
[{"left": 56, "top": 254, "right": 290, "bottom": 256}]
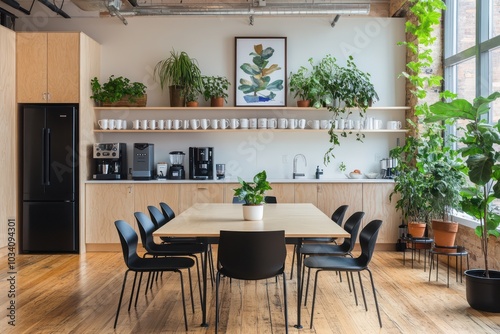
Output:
[{"left": 94, "top": 106, "right": 411, "bottom": 111}]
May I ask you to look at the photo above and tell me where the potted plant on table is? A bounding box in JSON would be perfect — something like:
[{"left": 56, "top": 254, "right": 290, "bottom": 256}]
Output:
[
  {"left": 154, "top": 49, "right": 203, "bottom": 107},
  {"left": 233, "top": 170, "right": 272, "bottom": 221},
  {"left": 201, "top": 75, "right": 230, "bottom": 107},
  {"left": 90, "top": 75, "right": 147, "bottom": 107},
  {"left": 425, "top": 92, "right": 500, "bottom": 312}
]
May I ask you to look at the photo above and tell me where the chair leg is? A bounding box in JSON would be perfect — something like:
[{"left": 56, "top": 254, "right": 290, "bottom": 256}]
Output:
[
  {"left": 176, "top": 269, "right": 189, "bottom": 331},
  {"left": 128, "top": 272, "right": 138, "bottom": 311},
  {"left": 114, "top": 270, "right": 130, "bottom": 329},
  {"left": 366, "top": 268, "right": 382, "bottom": 328},
  {"left": 290, "top": 245, "right": 296, "bottom": 279},
  {"left": 310, "top": 269, "right": 322, "bottom": 329},
  {"left": 134, "top": 272, "right": 144, "bottom": 308},
  {"left": 193, "top": 255, "right": 203, "bottom": 307},
  {"left": 304, "top": 266, "right": 311, "bottom": 306},
  {"left": 357, "top": 271, "right": 368, "bottom": 311},
  {"left": 282, "top": 272, "right": 289, "bottom": 334},
  {"left": 350, "top": 271, "right": 358, "bottom": 306},
  {"left": 215, "top": 272, "right": 222, "bottom": 334},
  {"left": 187, "top": 268, "right": 195, "bottom": 313}
]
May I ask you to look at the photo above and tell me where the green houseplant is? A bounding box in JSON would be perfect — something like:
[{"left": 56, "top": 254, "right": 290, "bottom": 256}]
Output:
[
  {"left": 201, "top": 75, "right": 230, "bottom": 107},
  {"left": 90, "top": 75, "right": 147, "bottom": 106},
  {"left": 154, "top": 49, "right": 203, "bottom": 107},
  {"left": 289, "top": 59, "right": 323, "bottom": 108},
  {"left": 425, "top": 92, "right": 500, "bottom": 312},
  {"left": 233, "top": 170, "right": 272, "bottom": 221}
]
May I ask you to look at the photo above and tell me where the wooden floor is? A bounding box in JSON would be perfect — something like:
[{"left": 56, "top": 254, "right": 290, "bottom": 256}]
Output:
[{"left": 1, "top": 247, "right": 500, "bottom": 334}]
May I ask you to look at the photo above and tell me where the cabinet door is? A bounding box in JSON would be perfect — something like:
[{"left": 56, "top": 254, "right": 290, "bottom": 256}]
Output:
[
  {"left": 17, "top": 33, "right": 48, "bottom": 103},
  {"left": 362, "top": 183, "right": 400, "bottom": 244},
  {"left": 265, "top": 183, "right": 295, "bottom": 203},
  {"left": 85, "top": 184, "right": 134, "bottom": 243},
  {"left": 317, "top": 183, "right": 363, "bottom": 219},
  {"left": 223, "top": 183, "right": 239, "bottom": 203},
  {"left": 134, "top": 183, "right": 180, "bottom": 216},
  {"left": 294, "top": 184, "right": 318, "bottom": 206},
  {"left": 47, "top": 33, "right": 80, "bottom": 102},
  {"left": 179, "top": 184, "right": 224, "bottom": 212}
]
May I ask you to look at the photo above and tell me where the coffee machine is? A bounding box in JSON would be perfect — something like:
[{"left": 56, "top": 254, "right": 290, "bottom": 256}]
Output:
[
  {"left": 168, "top": 151, "right": 186, "bottom": 179},
  {"left": 93, "top": 143, "right": 127, "bottom": 180},
  {"left": 380, "top": 157, "right": 398, "bottom": 179},
  {"left": 189, "top": 147, "right": 214, "bottom": 180},
  {"left": 132, "top": 143, "right": 154, "bottom": 180}
]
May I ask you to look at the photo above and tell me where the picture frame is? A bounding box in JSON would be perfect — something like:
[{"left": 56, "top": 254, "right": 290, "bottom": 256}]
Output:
[{"left": 235, "top": 37, "right": 287, "bottom": 107}]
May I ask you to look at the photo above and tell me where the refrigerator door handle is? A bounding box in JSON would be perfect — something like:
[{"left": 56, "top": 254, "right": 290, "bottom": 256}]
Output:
[{"left": 44, "top": 128, "right": 51, "bottom": 185}]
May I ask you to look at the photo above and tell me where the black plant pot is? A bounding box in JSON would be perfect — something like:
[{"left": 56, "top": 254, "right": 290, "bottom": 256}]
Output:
[{"left": 465, "top": 269, "right": 500, "bottom": 313}]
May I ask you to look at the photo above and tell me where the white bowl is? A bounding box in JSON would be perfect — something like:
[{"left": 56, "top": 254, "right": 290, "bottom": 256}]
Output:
[
  {"left": 348, "top": 172, "right": 363, "bottom": 179},
  {"left": 365, "top": 173, "right": 379, "bottom": 179}
]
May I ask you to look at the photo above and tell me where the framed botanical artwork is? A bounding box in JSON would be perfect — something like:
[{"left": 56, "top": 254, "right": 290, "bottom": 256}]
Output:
[{"left": 235, "top": 37, "right": 287, "bottom": 107}]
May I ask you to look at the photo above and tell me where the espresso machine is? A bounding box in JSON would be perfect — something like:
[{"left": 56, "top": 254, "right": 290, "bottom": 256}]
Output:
[
  {"left": 132, "top": 143, "right": 154, "bottom": 180},
  {"left": 168, "top": 151, "right": 186, "bottom": 180},
  {"left": 380, "top": 157, "right": 398, "bottom": 179},
  {"left": 93, "top": 143, "right": 127, "bottom": 180},
  {"left": 189, "top": 147, "right": 214, "bottom": 180}
]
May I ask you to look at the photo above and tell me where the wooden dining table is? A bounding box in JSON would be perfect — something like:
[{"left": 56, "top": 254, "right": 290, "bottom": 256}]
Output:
[{"left": 153, "top": 202, "right": 349, "bottom": 329}]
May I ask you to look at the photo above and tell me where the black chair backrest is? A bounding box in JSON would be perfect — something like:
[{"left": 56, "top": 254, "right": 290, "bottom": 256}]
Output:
[
  {"left": 134, "top": 212, "right": 156, "bottom": 251},
  {"left": 218, "top": 230, "right": 286, "bottom": 280},
  {"left": 115, "top": 220, "right": 140, "bottom": 268},
  {"left": 331, "top": 205, "right": 349, "bottom": 226},
  {"left": 339, "top": 211, "right": 364, "bottom": 253},
  {"left": 358, "top": 220, "right": 383, "bottom": 265},
  {"left": 264, "top": 196, "right": 277, "bottom": 204},
  {"left": 159, "top": 202, "right": 176, "bottom": 220},
  {"left": 148, "top": 205, "right": 167, "bottom": 229},
  {"left": 232, "top": 196, "right": 246, "bottom": 204}
]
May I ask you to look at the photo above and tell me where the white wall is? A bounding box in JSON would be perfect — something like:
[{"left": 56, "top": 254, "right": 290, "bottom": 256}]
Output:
[{"left": 17, "top": 16, "right": 406, "bottom": 180}]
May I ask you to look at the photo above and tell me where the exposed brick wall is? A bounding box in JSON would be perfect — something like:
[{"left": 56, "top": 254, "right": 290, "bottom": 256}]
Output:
[{"left": 455, "top": 225, "right": 500, "bottom": 270}]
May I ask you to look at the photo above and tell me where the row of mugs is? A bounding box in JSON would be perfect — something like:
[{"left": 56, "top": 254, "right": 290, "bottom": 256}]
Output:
[{"left": 97, "top": 119, "right": 127, "bottom": 130}]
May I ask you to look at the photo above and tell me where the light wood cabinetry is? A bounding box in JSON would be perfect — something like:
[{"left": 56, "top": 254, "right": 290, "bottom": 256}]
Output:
[
  {"left": 317, "top": 183, "right": 363, "bottom": 219},
  {"left": 17, "top": 32, "right": 80, "bottom": 103},
  {"left": 294, "top": 183, "right": 318, "bottom": 206},
  {"left": 179, "top": 183, "right": 224, "bottom": 212},
  {"left": 134, "top": 183, "right": 180, "bottom": 214},
  {"left": 265, "top": 183, "right": 295, "bottom": 203},
  {"left": 85, "top": 184, "right": 134, "bottom": 245}
]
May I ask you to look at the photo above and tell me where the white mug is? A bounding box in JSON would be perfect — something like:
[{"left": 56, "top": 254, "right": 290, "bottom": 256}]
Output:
[
  {"left": 308, "top": 119, "right": 320, "bottom": 130},
  {"left": 354, "top": 120, "right": 362, "bottom": 130},
  {"left": 268, "top": 118, "right": 277, "bottom": 129},
  {"left": 148, "top": 119, "right": 157, "bottom": 130},
  {"left": 387, "top": 120, "right": 402, "bottom": 130},
  {"left": 98, "top": 119, "right": 109, "bottom": 130},
  {"left": 157, "top": 119, "right": 165, "bottom": 130},
  {"left": 288, "top": 119, "right": 297, "bottom": 129},
  {"left": 172, "top": 119, "right": 181, "bottom": 130},
  {"left": 211, "top": 119, "right": 219, "bottom": 129},
  {"left": 182, "top": 120, "right": 190, "bottom": 129},
  {"left": 374, "top": 119, "right": 383, "bottom": 130},
  {"left": 230, "top": 118, "right": 240, "bottom": 129},
  {"left": 338, "top": 119, "right": 345, "bottom": 130},
  {"left": 240, "top": 118, "right": 249, "bottom": 129},
  {"left": 115, "top": 119, "right": 123, "bottom": 130},
  {"left": 258, "top": 118, "right": 268, "bottom": 129},
  {"left": 365, "top": 117, "right": 374, "bottom": 130},
  {"left": 132, "top": 120, "right": 140, "bottom": 130},
  {"left": 220, "top": 118, "right": 229, "bottom": 130},
  {"left": 345, "top": 119, "right": 353, "bottom": 130},
  {"left": 190, "top": 119, "right": 200, "bottom": 130},
  {"left": 121, "top": 119, "right": 127, "bottom": 130},
  {"left": 108, "top": 119, "right": 117, "bottom": 130},
  {"left": 333, "top": 120, "right": 339, "bottom": 129},
  {"left": 320, "top": 120, "right": 331, "bottom": 130},
  {"left": 140, "top": 119, "right": 148, "bottom": 130},
  {"left": 278, "top": 118, "right": 288, "bottom": 129},
  {"left": 165, "top": 119, "right": 172, "bottom": 130},
  {"left": 200, "top": 118, "right": 211, "bottom": 130},
  {"left": 298, "top": 118, "right": 306, "bottom": 129},
  {"left": 249, "top": 118, "right": 258, "bottom": 129}
]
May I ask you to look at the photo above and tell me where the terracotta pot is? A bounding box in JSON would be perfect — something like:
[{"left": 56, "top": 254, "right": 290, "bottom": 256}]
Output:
[
  {"left": 242, "top": 204, "right": 264, "bottom": 221},
  {"left": 297, "top": 100, "right": 311, "bottom": 107},
  {"left": 186, "top": 101, "right": 198, "bottom": 107},
  {"left": 432, "top": 219, "right": 458, "bottom": 252},
  {"left": 407, "top": 222, "right": 426, "bottom": 238},
  {"left": 211, "top": 97, "right": 224, "bottom": 107},
  {"left": 169, "top": 85, "right": 185, "bottom": 107}
]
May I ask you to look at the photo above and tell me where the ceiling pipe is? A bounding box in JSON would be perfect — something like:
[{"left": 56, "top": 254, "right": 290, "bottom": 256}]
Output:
[
  {"left": 108, "top": 4, "right": 128, "bottom": 25},
  {"left": 38, "top": 0, "right": 71, "bottom": 18},
  {"left": 1, "top": 0, "right": 31, "bottom": 15}
]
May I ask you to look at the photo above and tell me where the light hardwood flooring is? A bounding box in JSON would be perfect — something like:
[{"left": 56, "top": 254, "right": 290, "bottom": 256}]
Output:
[{"left": 1, "top": 247, "right": 499, "bottom": 333}]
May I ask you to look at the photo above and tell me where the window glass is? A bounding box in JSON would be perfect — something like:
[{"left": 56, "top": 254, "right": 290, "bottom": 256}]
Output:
[
  {"left": 457, "top": 0, "right": 476, "bottom": 53},
  {"left": 493, "top": 0, "right": 500, "bottom": 38},
  {"left": 491, "top": 47, "right": 500, "bottom": 123},
  {"left": 453, "top": 58, "right": 476, "bottom": 144}
]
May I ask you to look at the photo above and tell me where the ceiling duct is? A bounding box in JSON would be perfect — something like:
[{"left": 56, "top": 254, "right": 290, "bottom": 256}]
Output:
[
  {"left": 38, "top": 0, "right": 71, "bottom": 18},
  {"left": 1, "top": 0, "right": 31, "bottom": 15}
]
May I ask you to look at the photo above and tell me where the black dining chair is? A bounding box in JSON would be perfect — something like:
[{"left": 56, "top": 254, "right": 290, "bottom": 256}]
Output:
[
  {"left": 232, "top": 196, "right": 246, "bottom": 204},
  {"left": 159, "top": 202, "right": 176, "bottom": 221},
  {"left": 264, "top": 195, "right": 277, "bottom": 203},
  {"left": 290, "top": 204, "right": 349, "bottom": 279},
  {"left": 134, "top": 211, "right": 206, "bottom": 309},
  {"left": 113, "top": 220, "right": 194, "bottom": 330},
  {"left": 304, "top": 219, "right": 383, "bottom": 329},
  {"left": 215, "top": 230, "right": 288, "bottom": 334},
  {"left": 300, "top": 211, "right": 365, "bottom": 304}
]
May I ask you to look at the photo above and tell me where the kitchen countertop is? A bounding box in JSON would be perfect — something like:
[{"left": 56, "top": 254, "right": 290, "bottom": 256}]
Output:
[{"left": 85, "top": 178, "right": 395, "bottom": 184}]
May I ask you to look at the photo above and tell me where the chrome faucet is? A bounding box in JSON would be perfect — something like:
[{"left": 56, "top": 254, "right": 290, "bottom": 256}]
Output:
[{"left": 293, "top": 154, "right": 307, "bottom": 179}]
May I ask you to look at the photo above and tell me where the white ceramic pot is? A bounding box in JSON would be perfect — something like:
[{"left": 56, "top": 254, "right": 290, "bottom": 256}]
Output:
[{"left": 242, "top": 204, "right": 264, "bottom": 221}]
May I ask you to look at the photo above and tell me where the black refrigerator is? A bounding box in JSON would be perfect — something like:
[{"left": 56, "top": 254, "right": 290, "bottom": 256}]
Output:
[{"left": 22, "top": 104, "right": 79, "bottom": 253}]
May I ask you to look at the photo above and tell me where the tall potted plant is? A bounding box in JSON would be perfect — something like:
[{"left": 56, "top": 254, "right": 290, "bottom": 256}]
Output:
[
  {"left": 233, "top": 170, "right": 272, "bottom": 221},
  {"left": 154, "top": 49, "right": 203, "bottom": 107},
  {"left": 425, "top": 92, "right": 500, "bottom": 312},
  {"left": 201, "top": 75, "right": 230, "bottom": 107}
]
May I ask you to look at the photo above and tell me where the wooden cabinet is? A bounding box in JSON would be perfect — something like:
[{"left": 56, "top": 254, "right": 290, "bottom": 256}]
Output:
[
  {"left": 294, "top": 183, "right": 318, "bottom": 206},
  {"left": 17, "top": 32, "right": 80, "bottom": 103},
  {"left": 134, "top": 183, "right": 180, "bottom": 215},
  {"left": 265, "top": 183, "right": 295, "bottom": 203},
  {"left": 85, "top": 184, "right": 134, "bottom": 245},
  {"left": 317, "top": 183, "right": 363, "bottom": 219},
  {"left": 179, "top": 183, "right": 224, "bottom": 212}
]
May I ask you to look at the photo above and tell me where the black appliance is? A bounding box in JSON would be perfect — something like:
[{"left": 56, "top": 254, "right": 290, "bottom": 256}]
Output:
[
  {"left": 22, "top": 104, "right": 78, "bottom": 253},
  {"left": 168, "top": 151, "right": 185, "bottom": 180},
  {"left": 93, "top": 143, "right": 127, "bottom": 180},
  {"left": 132, "top": 143, "right": 154, "bottom": 180},
  {"left": 189, "top": 147, "right": 214, "bottom": 180}
]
